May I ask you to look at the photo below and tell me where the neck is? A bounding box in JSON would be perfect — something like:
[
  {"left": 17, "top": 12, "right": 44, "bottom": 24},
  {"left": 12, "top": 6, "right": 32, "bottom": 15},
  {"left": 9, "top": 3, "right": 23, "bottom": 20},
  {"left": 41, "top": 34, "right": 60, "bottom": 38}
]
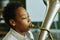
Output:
[
  {"left": 19, "top": 32, "right": 25, "bottom": 36},
  {"left": 14, "top": 29, "right": 25, "bottom": 36}
]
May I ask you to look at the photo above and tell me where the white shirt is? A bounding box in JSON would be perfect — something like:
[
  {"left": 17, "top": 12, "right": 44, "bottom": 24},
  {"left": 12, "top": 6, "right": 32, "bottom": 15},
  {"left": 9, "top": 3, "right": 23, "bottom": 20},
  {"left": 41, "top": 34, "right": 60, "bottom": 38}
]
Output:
[{"left": 2, "top": 28, "right": 34, "bottom": 40}]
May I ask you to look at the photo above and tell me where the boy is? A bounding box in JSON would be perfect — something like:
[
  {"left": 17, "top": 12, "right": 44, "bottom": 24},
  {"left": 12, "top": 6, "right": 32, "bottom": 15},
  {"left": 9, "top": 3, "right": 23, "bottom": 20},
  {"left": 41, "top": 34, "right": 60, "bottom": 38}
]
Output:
[{"left": 2, "top": 1, "right": 34, "bottom": 40}]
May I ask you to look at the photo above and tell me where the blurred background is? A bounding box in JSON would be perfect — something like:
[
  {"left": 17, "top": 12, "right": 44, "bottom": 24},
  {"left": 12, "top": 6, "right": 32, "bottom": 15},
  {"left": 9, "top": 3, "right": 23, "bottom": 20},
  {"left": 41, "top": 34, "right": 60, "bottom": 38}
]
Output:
[{"left": 0, "top": 0, "right": 60, "bottom": 40}]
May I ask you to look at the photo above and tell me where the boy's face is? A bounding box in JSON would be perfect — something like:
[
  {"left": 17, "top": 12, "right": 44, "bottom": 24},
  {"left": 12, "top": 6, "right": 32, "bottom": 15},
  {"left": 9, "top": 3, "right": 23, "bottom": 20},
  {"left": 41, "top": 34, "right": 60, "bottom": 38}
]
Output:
[{"left": 14, "top": 7, "right": 31, "bottom": 32}]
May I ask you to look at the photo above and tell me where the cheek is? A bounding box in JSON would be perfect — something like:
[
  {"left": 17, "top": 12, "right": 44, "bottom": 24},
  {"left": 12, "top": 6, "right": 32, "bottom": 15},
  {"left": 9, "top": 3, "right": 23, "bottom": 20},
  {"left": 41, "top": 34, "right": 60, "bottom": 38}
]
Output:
[
  {"left": 22, "top": 20, "right": 29, "bottom": 27},
  {"left": 21, "top": 21, "right": 30, "bottom": 30},
  {"left": 16, "top": 20, "right": 29, "bottom": 28},
  {"left": 15, "top": 19, "right": 30, "bottom": 32},
  {"left": 17, "top": 24, "right": 30, "bottom": 32}
]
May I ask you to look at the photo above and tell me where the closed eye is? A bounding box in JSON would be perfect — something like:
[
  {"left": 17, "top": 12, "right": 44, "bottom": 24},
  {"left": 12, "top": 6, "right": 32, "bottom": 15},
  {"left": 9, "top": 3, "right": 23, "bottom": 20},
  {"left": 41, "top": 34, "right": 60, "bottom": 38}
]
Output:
[
  {"left": 21, "top": 16, "right": 29, "bottom": 20},
  {"left": 22, "top": 17, "right": 27, "bottom": 19}
]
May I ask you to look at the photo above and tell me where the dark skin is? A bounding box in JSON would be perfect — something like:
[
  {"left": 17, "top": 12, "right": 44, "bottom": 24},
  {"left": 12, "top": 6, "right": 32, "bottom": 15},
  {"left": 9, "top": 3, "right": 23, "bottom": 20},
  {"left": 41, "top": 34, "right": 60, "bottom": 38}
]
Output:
[{"left": 9, "top": 7, "right": 31, "bottom": 36}]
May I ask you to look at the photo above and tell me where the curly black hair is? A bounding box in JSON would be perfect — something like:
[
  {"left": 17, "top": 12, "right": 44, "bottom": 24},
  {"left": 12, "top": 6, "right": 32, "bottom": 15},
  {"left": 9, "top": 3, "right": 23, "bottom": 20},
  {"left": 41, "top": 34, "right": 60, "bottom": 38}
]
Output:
[{"left": 3, "top": 1, "right": 24, "bottom": 27}]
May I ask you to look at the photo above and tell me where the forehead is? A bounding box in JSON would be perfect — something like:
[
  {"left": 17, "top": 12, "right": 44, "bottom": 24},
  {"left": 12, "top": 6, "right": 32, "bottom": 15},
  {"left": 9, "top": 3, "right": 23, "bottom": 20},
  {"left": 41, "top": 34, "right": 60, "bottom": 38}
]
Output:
[{"left": 15, "top": 7, "right": 29, "bottom": 17}]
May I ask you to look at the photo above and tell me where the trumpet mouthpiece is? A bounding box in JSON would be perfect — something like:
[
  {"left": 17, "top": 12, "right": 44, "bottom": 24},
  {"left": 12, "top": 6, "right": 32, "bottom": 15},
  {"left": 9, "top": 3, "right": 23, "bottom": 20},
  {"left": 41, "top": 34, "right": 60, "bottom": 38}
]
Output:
[{"left": 29, "top": 23, "right": 35, "bottom": 28}]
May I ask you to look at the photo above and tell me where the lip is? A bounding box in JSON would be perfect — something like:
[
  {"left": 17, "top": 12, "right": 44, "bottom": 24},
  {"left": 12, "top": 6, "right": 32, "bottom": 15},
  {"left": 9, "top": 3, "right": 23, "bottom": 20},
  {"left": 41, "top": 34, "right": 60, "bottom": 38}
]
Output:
[{"left": 29, "top": 22, "right": 32, "bottom": 28}]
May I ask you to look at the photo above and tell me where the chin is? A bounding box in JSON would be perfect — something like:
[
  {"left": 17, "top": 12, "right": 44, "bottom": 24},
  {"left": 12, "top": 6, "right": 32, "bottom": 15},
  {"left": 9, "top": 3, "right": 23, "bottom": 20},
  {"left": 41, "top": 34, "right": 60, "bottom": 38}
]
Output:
[{"left": 25, "top": 28, "right": 30, "bottom": 32}]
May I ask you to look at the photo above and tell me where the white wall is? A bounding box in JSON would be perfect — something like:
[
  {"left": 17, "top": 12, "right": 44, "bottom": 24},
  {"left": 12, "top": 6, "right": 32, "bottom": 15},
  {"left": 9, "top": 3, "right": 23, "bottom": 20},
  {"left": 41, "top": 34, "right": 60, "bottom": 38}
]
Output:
[{"left": 26, "top": 0, "right": 58, "bottom": 22}]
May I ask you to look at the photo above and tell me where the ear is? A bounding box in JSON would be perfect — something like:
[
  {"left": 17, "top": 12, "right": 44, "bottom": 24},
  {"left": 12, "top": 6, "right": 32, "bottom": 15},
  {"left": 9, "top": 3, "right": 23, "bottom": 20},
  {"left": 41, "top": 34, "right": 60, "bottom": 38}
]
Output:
[{"left": 9, "top": 19, "right": 16, "bottom": 27}]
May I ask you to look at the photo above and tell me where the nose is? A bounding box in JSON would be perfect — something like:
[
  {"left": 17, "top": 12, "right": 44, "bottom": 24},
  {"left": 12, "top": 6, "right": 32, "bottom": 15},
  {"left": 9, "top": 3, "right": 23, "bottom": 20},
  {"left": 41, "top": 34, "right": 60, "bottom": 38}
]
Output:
[{"left": 28, "top": 18, "right": 31, "bottom": 22}]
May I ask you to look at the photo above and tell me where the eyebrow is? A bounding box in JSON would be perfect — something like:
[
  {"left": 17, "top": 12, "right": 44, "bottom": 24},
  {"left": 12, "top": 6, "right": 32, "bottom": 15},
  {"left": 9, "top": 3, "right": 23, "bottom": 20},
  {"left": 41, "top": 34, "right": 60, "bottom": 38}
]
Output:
[{"left": 19, "top": 13, "right": 29, "bottom": 18}]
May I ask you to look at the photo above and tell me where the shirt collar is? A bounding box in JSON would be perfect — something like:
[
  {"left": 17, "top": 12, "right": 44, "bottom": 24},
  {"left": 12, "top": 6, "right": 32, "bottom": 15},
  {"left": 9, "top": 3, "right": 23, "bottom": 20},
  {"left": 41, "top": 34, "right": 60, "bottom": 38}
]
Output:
[{"left": 10, "top": 28, "right": 25, "bottom": 40}]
